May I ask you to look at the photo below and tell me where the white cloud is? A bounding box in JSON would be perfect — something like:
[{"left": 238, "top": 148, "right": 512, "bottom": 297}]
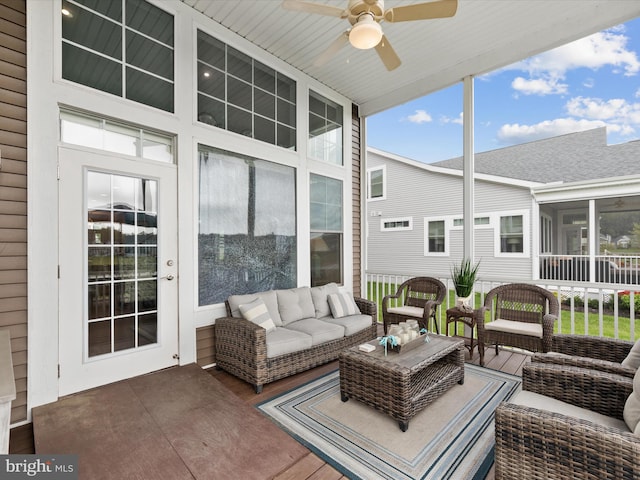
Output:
[
  {"left": 441, "top": 112, "right": 463, "bottom": 125},
  {"left": 511, "top": 76, "right": 568, "bottom": 96},
  {"left": 406, "top": 109, "right": 432, "bottom": 124},
  {"left": 497, "top": 118, "right": 607, "bottom": 144}
]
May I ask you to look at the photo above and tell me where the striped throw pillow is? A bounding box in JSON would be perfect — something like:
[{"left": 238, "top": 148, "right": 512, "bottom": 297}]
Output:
[
  {"left": 327, "top": 292, "right": 361, "bottom": 319},
  {"left": 239, "top": 298, "right": 276, "bottom": 332}
]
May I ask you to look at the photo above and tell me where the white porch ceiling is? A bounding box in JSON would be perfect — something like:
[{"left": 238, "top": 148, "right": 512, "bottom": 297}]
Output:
[{"left": 181, "top": 1, "right": 640, "bottom": 117}]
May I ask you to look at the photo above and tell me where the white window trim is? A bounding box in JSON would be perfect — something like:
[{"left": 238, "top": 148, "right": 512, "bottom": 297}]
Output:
[
  {"left": 424, "top": 216, "right": 452, "bottom": 257},
  {"left": 367, "top": 165, "right": 386, "bottom": 201},
  {"left": 494, "top": 209, "right": 530, "bottom": 258},
  {"left": 540, "top": 212, "right": 553, "bottom": 254},
  {"left": 381, "top": 216, "right": 412, "bottom": 232}
]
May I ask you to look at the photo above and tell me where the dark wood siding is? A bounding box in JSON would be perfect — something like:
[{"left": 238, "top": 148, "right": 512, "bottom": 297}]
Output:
[
  {"left": 351, "top": 103, "right": 362, "bottom": 298},
  {"left": 0, "top": 0, "right": 26, "bottom": 424},
  {"left": 196, "top": 325, "right": 216, "bottom": 366}
]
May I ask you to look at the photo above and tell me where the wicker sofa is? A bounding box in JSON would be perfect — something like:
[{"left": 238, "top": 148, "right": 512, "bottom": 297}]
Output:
[{"left": 214, "top": 283, "right": 377, "bottom": 393}]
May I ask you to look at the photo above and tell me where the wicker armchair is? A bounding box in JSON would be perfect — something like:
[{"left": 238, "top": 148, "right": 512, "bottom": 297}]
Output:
[
  {"left": 382, "top": 276, "right": 446, "bottom": 334},
  {"left": 495, "top": 362, "right": 639, "bottom": 479},
  {"left": 475, "top": 283, "right": 559, "bottom": 366},
  {"left": 532, "top": 333, "right": 637, "bottom": 378}
]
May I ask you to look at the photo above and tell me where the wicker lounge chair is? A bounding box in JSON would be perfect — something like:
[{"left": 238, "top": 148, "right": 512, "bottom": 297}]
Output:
[
  {"left": 495, "top": 362, "right": 639, "bottom": 479},
  {"left": 475, "top": 283, "right": 559, "bottom": 366},
  {"left": 532, "top": 333, "right": 638, "bottom": 378},
  {"left": 382, "top": 276, "right": 446, "bottom": 334}
]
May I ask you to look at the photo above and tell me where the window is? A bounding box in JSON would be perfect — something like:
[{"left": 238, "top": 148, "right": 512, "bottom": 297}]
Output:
[
  {"left": 310, "top": 174, "right": 342, "bottom": 286},
  {"left": 368, "top": 167, "right": 385, "bottom": 200},
  {"left": 541, "top": 213, "right": 552, "bottom": 254},
  {"left": 197, "top": 30, "right": 297, "bottom": 149},
  {"left": 427, "top": 220, "right": 446, "bottom": 254},
  {"left": 308, "top": 91, "right": 343, "bottom": 165},
  {"left": 381, "top": 217, "right": 412, "bottom": 231},
  {"left": 500, "top": 215, "right": 524, "bottom": 253},
  {"left": 198, "top": 146, "right": 297, "bottom": 305},
  {"left": 62, "top": 0, "right": 175, "bottom": 112},
  {"left": 453, "top": 216, "right": 490, "bottom": 227},
  {"left": 60, "top": 110, "right": 174, "bottom": 163}
]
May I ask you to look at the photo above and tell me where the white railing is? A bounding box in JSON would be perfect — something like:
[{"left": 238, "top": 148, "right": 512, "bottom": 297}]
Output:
[
  {"left": 366, "top": 271, "right": 639, "bottom": 341},
  {"left": 539, "top": 254, "right": 640, "bottom": 285}
]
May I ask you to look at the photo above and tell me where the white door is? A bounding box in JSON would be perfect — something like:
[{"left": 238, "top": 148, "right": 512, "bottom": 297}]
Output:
[{"left": 58, "top": 147, "right": 179, "bottom": 396}]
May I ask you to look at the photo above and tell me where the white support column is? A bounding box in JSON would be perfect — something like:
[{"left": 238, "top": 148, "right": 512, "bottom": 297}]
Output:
[
  {"left": 463, "top": 76, "right": 475, "bottom": 262},
  {"left": 0, "top": 329, "right": 16, "bottom": 453},
  {"left": 589, "top": 199, "right": 596, "bottom": 281}
]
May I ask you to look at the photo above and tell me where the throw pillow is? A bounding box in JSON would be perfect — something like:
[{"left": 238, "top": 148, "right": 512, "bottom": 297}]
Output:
[
  {"left": 327, "top": 292, "right": 360, "bottom": 319},
  {"left": 623, "top": 366, "right": 640, "bottom": 433},
  {"left": 239, "top": 298, "right": 276, "bottom": 333},
  {"left": 622, "top": 338, "right": 640, "bottom": 369}
]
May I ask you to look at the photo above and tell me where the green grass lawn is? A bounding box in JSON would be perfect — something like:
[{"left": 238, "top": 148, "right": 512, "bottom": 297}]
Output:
[{"left": 368, "top": 281, "right": 640, "bottom": 341}]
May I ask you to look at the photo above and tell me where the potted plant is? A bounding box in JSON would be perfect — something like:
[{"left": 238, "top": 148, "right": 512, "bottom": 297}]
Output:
[{"left": 451, "top": 258, "right": 480, "bottom": 311}]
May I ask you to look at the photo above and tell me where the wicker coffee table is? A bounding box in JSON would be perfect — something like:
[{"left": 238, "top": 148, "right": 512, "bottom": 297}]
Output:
[{"left": 339, "top": 335, "right": 465, "bottom": 432}]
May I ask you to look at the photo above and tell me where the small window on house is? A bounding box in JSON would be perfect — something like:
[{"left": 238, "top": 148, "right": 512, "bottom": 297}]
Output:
[
  {"left": 427, "top": 220, "right": 445, "bottom": 253},
  {"left": 368, "top": 167, "right": 385, "bottom": 199},
  {"left": 500, "top": 215, "right": 524, "bottom": 253},
  {"left": 308, "top": 91, "right": 343, "bottom": 165},
  {"left": 62, "top": 0, "right": 175, "bottom": 112},
  {"left": 382, "top": 217, "right": 412, "bottom": 231},
  {"left": 453, "top": 216, "right": 490, "bottom": 227}
]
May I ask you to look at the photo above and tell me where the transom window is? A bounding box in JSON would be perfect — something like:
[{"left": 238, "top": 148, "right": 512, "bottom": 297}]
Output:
[
  {"left": 62, "top": 0, "right": 175, "bottom": 112},
  {"left": 308, "top": 91, "right": 343, "bottom": 165},
  {"left": 197, "top": 30, "right": 297, "bottom": 149},
  {"left": 382, "top": 217, "right": 412, "bottom": 231}
]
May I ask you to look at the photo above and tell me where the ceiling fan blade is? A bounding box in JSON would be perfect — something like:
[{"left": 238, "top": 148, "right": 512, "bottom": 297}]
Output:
[
  {"left": 384, "top": 0, "right": 457, "bottom": 23},
  {"left": 281, "top": 0, "right": 346, "bottom": 18},
  {"left": 314, "top": 32, "right": 350, "bottom": 67},
  {"left": 375, "top": 35, "right": 401, "bottom": 71}
]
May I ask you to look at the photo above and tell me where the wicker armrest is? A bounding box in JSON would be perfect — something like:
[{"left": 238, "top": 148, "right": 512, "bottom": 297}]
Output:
[
  {"left": 495, "top": 402, "right": 640, "bottom": 480},
  {"left": 551, "top": 333, "right": 634, "bottom": 363},
  {"left": 532, "top": 352, "right": 636, "bottom": 378},
  {"left": 522, "top": 362, "right": 633, "bottom": 419},
  {"left": 354, "top": 297, "right": 377, "bottom": 323},
  {"left": 214, "top": 316, "right": 267, "bottom": 363}
]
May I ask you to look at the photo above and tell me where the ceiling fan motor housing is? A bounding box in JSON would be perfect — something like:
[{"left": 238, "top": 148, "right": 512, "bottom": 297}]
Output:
[{"left": 347, "top": 0, "right": 384, "bottom": 25}]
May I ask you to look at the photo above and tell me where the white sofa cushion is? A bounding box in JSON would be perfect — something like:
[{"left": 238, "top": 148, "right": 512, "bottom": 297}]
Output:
[
  {"left": 622, "top": 338, "right": 640, "bottom": 369},
  {"left": 511, "top": 390, "right": 629, "bottom": 432},
  {"left": 276, "top": 287, "right": 316, "bottom": 326},
  {"left": 624, "top": 367, "right": 640, "bottom": 434},
  {"left": 265, "top": 327, "right": 313, "bottom": 358},
  {"left": 310, "top": 282, "right": 340, "bottom": 318},
  {"left": 228, "top": 290, "right": 283, "bottom": 327},
  {"left": 284, "top": 318, "right": 344, "bottom": 346},
  {"left": 238, "top": 298, "right": 276, "bottom": 333},
  {"left": 485, "top": 319, "right": 543, "bottom": 338},
  {"left": 328, "top": 292, "right": 361, "bottom": 318},
  {"left": 321, "top": 314, "right": 372, "bottom": 336}
]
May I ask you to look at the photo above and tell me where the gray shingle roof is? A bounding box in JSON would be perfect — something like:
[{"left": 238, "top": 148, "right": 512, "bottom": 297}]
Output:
[{"left": 432, "top": 128, "right": 640, "bottom": 183}]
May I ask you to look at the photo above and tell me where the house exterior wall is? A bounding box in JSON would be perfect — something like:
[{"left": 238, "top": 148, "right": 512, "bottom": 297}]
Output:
[
  {"left": 0, "top": 0, "right": 26, "bottom": 424},
  {"left": 367, "top": 150, "right": 534, "bottom": 283},
  {"left": 25, "top": 1, "right": 363, "bottom": 416}
]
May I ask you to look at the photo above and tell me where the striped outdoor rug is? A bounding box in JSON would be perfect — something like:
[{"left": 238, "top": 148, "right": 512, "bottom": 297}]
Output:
[{"left": 258, "top": 364, "right": 520, "bottom": 480}]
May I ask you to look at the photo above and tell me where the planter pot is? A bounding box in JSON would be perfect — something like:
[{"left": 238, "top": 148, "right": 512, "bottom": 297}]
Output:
[{"left": 456, "top": 294, "right": 474, "bottom": 313}]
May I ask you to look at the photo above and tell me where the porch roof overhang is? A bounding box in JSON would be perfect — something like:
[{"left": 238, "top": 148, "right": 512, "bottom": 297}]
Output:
[
  {"left": 532, "top": 174, "right": 640, "bottom": 204},
  {"left": 183, "top": 1, "right": 640, "bottom": 117}
]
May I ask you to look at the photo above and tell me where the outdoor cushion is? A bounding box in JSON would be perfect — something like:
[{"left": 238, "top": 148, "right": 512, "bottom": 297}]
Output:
[
  {"left": 622, "top": 338, "right": 640, "bottom": 369},
  {"left": 624, "top": 367, "right": 640, "bottom": 434},
  {"left": 386, "top": 305, "right": 424, "bottom": 318},
  {"left": 310, "top": 282, "right": 340, "bottom": 318},
  {"left": 239, "top": 298, "right": 276, "bottom": 333},
  {"left": 265, "top": 327, "right": 313, "bottom": 358},
  {"left": 321, "top": 314, "right": 373, "bottom": 336},
  {"left": 284, "top": 318, "right": 344, "bottom": 346},
  {"left": 484, "top": 319, "right": 543, "bottom": 338},
  {"left": 228, "top": 290, "right": 283, "bottom": 327},
  {"left": 328, "top": 292, "right": 361, "bottom": 318},
  {"left": 511, "top": 390, "right": 629, "bottom": 432},
  {"left": 276, "top": 287, "right": 316, "bottom": 326}
]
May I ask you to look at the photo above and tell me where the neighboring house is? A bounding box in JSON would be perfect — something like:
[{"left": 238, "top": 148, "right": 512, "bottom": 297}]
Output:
[{"left": 366, "top": 128, "right": 640, "bottom": 285}]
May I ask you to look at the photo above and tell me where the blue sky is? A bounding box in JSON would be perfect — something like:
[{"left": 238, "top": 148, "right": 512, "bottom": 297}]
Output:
[{"left": 367, "top": 17, "right": 640, "bottom": 164}]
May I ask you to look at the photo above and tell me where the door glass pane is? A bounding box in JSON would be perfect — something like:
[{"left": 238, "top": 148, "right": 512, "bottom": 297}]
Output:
[{"left": 86, "top": 171, "right": 159, "bottom": 357}]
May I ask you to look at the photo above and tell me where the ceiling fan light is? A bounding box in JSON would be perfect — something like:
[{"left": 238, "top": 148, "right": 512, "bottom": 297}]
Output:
[{"left": 349, "top": 14, "right": 382, "bottom": 50}]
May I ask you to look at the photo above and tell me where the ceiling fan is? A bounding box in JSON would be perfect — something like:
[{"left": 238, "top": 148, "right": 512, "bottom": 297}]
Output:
[{"left": 281, "top": 0, "right": 458, "bottom": 71}]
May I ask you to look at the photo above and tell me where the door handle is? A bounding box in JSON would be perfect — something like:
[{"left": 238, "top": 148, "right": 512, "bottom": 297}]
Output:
[{"left": 161, "top": 274, "right": 175, "bottom": 281}]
